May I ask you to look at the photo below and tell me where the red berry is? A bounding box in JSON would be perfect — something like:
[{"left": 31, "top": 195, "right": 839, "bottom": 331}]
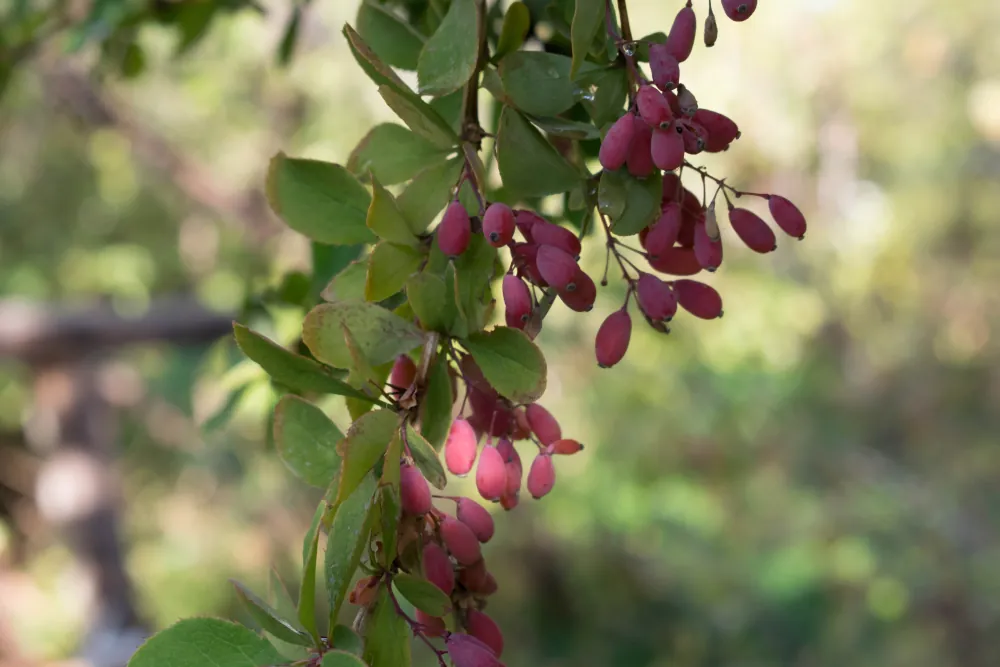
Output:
[
  {"left": 626, "top": 115, "right": 655, "bottom": 178},
  {"left": 513, "top": 209, "right": 545, "bottom": 242},
  {"left": 665, "top": 2, "right": 697, "bottom": 63},
  {"left": 459, "top": 355, "right": 495, "bottom": 396},
  {"left": 557, "top": 267, "right": 596, "bottom": 312},
  {"left": 416, "top": 610, "right": 446, "bottom": 637},
  {"left": 466, "top": 609, "right": 504, "bottom": 658},
  {"left": 400, "top": 463, "right": 433, "bottom": 516},
  {"left": 649, "top": 43, "right": 680, "bottom": 90},
  {"left": 651, "top": 126, "right": 685, "bottom": 171},
  {"left": 389, "top": 354, "right": 416, "bottom": 391},
  {"left": 502, "top": 274, "right": 532, "bottom": 330},
  {"left": 645, "top": 203, "right": 683, "bottom": 258},
  {"left": 595, "top": 309, "right": 632, "bottom": 368},
  {"left": 456, "top": 497, "right": 495, "bottom": 543},
  {"left": 636, "top": 273, "right": 678, "bottom": 322},
  {"left": 480, "top": 572, "right": 498, "bottom": 596},
  {"left": 662, "top": 88, "right": 683, "bottom": 118},
  {"left": 512, "top": 409, "right": 531, "bottom": 440},
  {"left": 767, "top": 195, "right": 807, "bottom": 239},
  {"left": 422, "top": 542, "right": 455, "bottom": 595},
  {"left": 677, "top": 119, "right": 707, "bottom": 154},
  {"left": 527, "top": 453, "right": 556, "bottom": 499},
  {"left": 637, "top": 85, "right": 673, "bottom": 128},
  {"left": 531, "top": 221, "right": 582, "bottom": 258},
  {"left": 693, "top": 214, "right": 723, "bottom": 271},
  {"left": 458, "top": 558, "right": 488, "bottom": 591},
  {"left": 648, "top": 246, "right": 702, "bottom": 276},
  {"left": 437, "top": 200, "right": 471, "bottom": 256},
  {"left": 599, "top": 113, "right": 636, "bottom": 171},
  {"left": 694, "top": 109, "right": 740, "bottom": 153},
  {"left": 446, "top": 633, "right": 502, "bottom": 667},
  {"left": 482, "top": 203, "right": 515, "bottom": 247},
  {"left": 440, "top": 516, "right": 482, "bottom": 565},
  {"left": 675, "top": 84, "right": 698, "bottom": 117},
  {"left": 535, "top": 244, "right": 579, "bottom": 291},
  {"left": 475, "top": 445, "right": 507, "bottom": 502},
  {"left": 548, "top": 438, "right": 584, "bottom": 455},
  {"left": 729, "top": 207, "right": 776, "bottom": 253},
  {"left": 510, "top": 243, "right": 547, "bottom": 287},
  {"left": 445, "top": 418, "right": 479, "bottom": 476},
  {"left": 497, "top": 438, "right": 522, "bottom": 496},
  {"left": 500, "top": 491, "right": 519, "bottom": 511},
  {"left": 722, "top": 0, "right": 757, "bottom": 22},
  {"left": 673, "top": 279, "right": 723, "bottom": 319},
  {"left": 525, "top": 403, "right": 561, "bottom": 446}
]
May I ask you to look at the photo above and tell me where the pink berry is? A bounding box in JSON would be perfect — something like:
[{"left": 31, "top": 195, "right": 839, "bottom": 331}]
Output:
[
  {"left": 626, "top": 115, "right": 655, "bottom": 178},
  {"left": 444, "top": 418, "right": 479, "bottom": 476},
  {"left": 599, "top": 113, "right": 636, "bottom": 171},
  {"left": 389, "top": 354, "right": 416, "bottom": 391},
  {"left": 595, "top": 309, "right": 632, "bottom": 368},
  {"left": 648, "top": 246, "right": 702, "bottom": 276},
  {"left": 637, "top": 85, "right": 673, "bottom": 128},
  {"left": 475, "top": 445, "right": 507, "bottom": 502},
  {"left": 513, "top": 209, "right": 545, "bottom": 242},
  {"left": 557, "top": 267, "right": 597, "bottom": 312},
  {"left": 767, "top": 195, "right": 807, "bottom": 239},
  {"left": 437, "top": 200, "right": 471, "bottom": 256},
  {"left": 422, "top": 542, "right": 455, "bottom": 595},
  {"left": 456, "top": 497, "right": 495, "bottom": 543},
  {"left": 693, "top": 214, "right": 724, "bottom": 271},
  {"left": 497, "top": 438, "right": 522, "bottom": 496},
  {"left": 446, "top": 633, "right": 501, "bottom": 667},
  {"left": 482, "top": 203, "right": 515, "bottom": 247},
  {"left": 400, "top": 463, "right": 432, "bottom": 515},
  {"left": 636, "top": 273, "right": 678, "bottom": 322},
  {"left": 502, "top": 274, "right": 532, "bottom": 330},
  {"left": 677, "top": 119, "right": 707, "bottom": 154},
  {"left": 466, "top": 609, "right": 504, "bottom": 658},
  {"left": 440, "top": 516, "right": 482, "bottom": 565},
  {"left": 721, "top": 0, "right": 757, "bottom": 22},
  {"left": 645, "top": 203, "right": 683, "bottom": 258},
  {"left": 673, "top": 279, "right": 723, "bottom": 319},
  {"left": 651, "top": 126, "right": 685, "bottom": 171},
  {"left": 416, "top": 609, "right": 446, "bottom": 637},
  {"left": 531, "top": 222, "right": 582, "bottom": 258},
  {"left": 665, "top": 2, "right": 697, "bottom": 63},
  {"left": 694, "top": 109, "right": 741, "bottom": 153},
  {"left": 525, "top": 403, "right": 561, "bottom": 446},
  {"left": 729, "top": 207, "right": 776, "bottom": 253},
  {"left": 649, "top": 43, "right": 680, "bottom": 90},
  {"left": 535, "top": 244, "right": 579, "bottom": 291},
  {"left": 526, "top": 453, "right": 556, "bottom": 499}
]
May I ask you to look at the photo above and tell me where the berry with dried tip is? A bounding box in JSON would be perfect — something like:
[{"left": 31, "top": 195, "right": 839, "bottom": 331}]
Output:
[
  {"left": 693, "top": 214, "right": 724, "bottom": 271},
  {"left": 705, "top": 1, "right": 719, "bottom": 46},
  {"left": 637, "top": 85, "right": 673, "bottom": 128},
  {"left": 694, "top": 109, "right": 740, "bottom": 152},
  {"left": 678, "top": 119, "right": 707, "bottom": 154},
  {"left": 445, "top": 418, "right": 479, "bottom": 476},
  {"left": 525, "top": 403, "right": 561, "bottom": 445},
  {"left": 626, "top": 115, "right": 655, "bottom": 178},
  {"left": 649, "top": 43, "right": 681, "bottom": 90},
  {"left": 437, "top": 200, "right": 471, "bottom": 257},
  {"left": 422, "top": 542, "right": 455, "bottom": 595},
  {"left": 502, "top": 274, "right": 532, "bottom": 330},
  {"left": 482, "top": 203, "right": 515, "bottom": 247},
  {"left": 666, "top": 1, "right": 697, "bottom": 63},
  {"left": 536, "top": 244, "right": 579, "bottom": 291},
  {"left": 596, "top": 308, "right": 632, "bottom": 368},
  {"left": 558, "top": 267, "right": 597, "bottom": 312},
  {"left": 475, "top": 445, "right": 507, "bottom": 502},
  {"left": 400, "top": 463, "right": 433, "bottom": 516},
  {"left": 599, "top": 112, "right": 636, "bottom": 171},
  {"left": 531, "top": 221, "right": 582, "bottom": 258},
  {"left": 446, "top": 633, "right": 502, "bottom": 667},
  {"left": 548, "top": 438, "right": 584, "bottom": 455},
  {"left": 389, "top": 354, "right": 416, "bottom": 391},
  {"left": 651, "top": 126, "right": 685, "bottom": 172},
  {"left": 636, "top": 273, "right": 679, "bottom": 322},
  {"left": 456, "top": 497, "right": 495, "bottom": 543},
  {"left": 722, "top": 0, "right": 757, "bottom": 22},
  {"left": 466, "top": 609, "right": 505, "bottom": 658},
  {"left": 348, "top": 575, "right": 380, "bottom": 606},
  {"left": 729, "top": 207, "right": 777, "bottom": 253},
  {"left": 767, "top": 195, "right": 807, "bottom": 239},
  {"left": 673, "top": 279, "right": 724, "bottom": 319},
  {"left": 512, "top": 408, "right": 531, "bottom": 440},
  {"left": 645, "top": 203, "right": 683, "bottom": 258},
  {"left": 676, "top": 84, "right": 698, "bottom": 117},
  {"left": 440, "top": 516, "right": 482, "bottom": 565},
  {"left": 527, "top": 453, "right": 556, "bottom": 499},
  {"left": 648, "top": 246, "right": 702, "bottom": 276},
  {"left": 416, "top": 609, "right": 446, "bottom": 638}
]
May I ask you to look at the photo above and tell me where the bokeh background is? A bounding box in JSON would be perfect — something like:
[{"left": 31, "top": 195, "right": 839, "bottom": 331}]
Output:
[{"left": 2, "top": 1, "right": 1000, "bottom": 666}]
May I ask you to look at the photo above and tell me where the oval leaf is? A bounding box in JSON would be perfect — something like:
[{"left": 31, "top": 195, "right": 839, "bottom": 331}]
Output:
[
  {"left": 362, "top": 585, "right": 411, "bottom": 667},
  {"left": 496, "top": 107, "right": 581, "bottom": 199},
  {"left": 397, "top": 158, "right": 464, "bottom": 232},
  {"left": 336, "top": 409, "right": 399, "bottom": 504},
  {"left": 302, "top": 302, "right": 424, "bottom": 370},
  {"left": 348, "top": 124, "right": 450, "bottom": 186},
  {"left": 367, "top": 175, "right": 419, "bottom": 245},
  {"left": 378, "top": 85, "right": 458, "bottom": 150},
  {"left": 499, "top": 51, "right": 594, "bottom": 117},
  {"left": 405, "top": 424, "right": 447, "bottom": 489},
  {"left": 418, "top": 353, "right": 454, "bottom": 450},
  {"left": 231, "top": 580, "right": 312, "bottom": 647},
  {"left": 365, "top": 242, "right": 423, "bottom": 303},
  {"left": 274, "top": 395, "right": 344, "bottom": 487},
  {"left": 496, "top": 2, "right": 530, "bottom": 61},
  {"left": 393, "top": 572, "right": 451, "bottom": 617},
  {"left": 406, "top": 272, "right": 451, "bottom": 332},
  {"left": 602, "top": 169, "right": 663, "bottom": 235},
  {"left": 127, "top": 618, "right": 283, "bottom": 667},
  {"left": 571, "top": 0, "right": 604, "bottom": 79},
  {"left": 342, "top": 23, "right": 411, "bottom": 94},
  {"left": 326, "top": 473, "right": 379, "bottom": 632},
  {"left": 357, "top": 2, "right": 425, "bottom": 71},
  {"left": 322, "top": 260, "right": 370, "bottom": 303},
  {"left": 417, "top": 0, "right": 480, "bottom": 96},
  {"left": 463, "top": 326, "right": 547, "bottom": 403},
  {"left": 321, "top": 650, "right": 369, "bottom": 667},
  {"left": 331, "top": 625, "right": 364, "bottom": 657}
]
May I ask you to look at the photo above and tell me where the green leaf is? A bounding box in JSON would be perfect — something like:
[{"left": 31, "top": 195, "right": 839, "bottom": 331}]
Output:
[
  {"left": 127, "top": 618, "right": 282, "bottom": 667},
  {"left": 571, "top": 0, "right": 604, "bottom": 79},
  {"left": 321, "top": 650, "right": 369, "bottom": 667},
  {"left": 266, "top": 153, "right": 375, "bottom": 245},
  {"left": 496, "top": 1, "right": 530, "bottom": 61},
  {"left": 348, "top": 124, "right": 452, "bottom": 186},
  {"left": 378, "top": 85, "right": 458, "bottom": 150},
  {"left": 342, "top": 323, "right": 382, "bottom": 394},
  {"left": 233, "top": 324, "right": 375, "bottom": 401},
  {"left": 600, "top": 169, "right": 663, "bottom": 235},
  {"left": 635, "top": 32, "right": 668, "bottom": 62},
  {"left": 336, "top": 409, "right": 399, "bottom": 504},
  {"left": 417, "top": 0, "right": 481, "bottom": 96},
  {"left": 266, "top": 570, "right": 311, "bottom": 659},
  {"left": 277, "top": 7, "right": 301, "bottom": 67},
  {"left": 342, "top": 23, "right": 411, "bottom": 94},
  {"left": 362, "top": 585, "right": 411, "bottom": 667},
  {"left": 393, "top": 572, "right": 451, "bottom": 617},
  {"left": 445, "top": 263, "right": 469, "bottom": 338},
  {"left": 499, "top": 51, "right": 592, "bottom": 117},
  {"left": 299, "top": 493, "right": 331, "bottom": 640},
  {"left": 405, "top": 424, "right": 447, "bottom": 489},
  {"left": 231, "top": 580, "right": 312, "bottom": 647},
  {"left": 464, "top": 326, "right": 547, "bottom": 403},
  {"left": 578, "top": 67, "right": 628, "bottom": 127},
  {"left": 322, "top": 260, "right": 370, "bottom": 303},
  {"left": 383, "top": 428, "right": 403, "bottom": 490},
  {"left": 366, "top": 243, "right": 423, "bottom": 303},
  {"left": 357, "top": 2, "right": 425, "bottom": 71},
  {"left": 378, "top": 484, "right": 401, "bottom": 569},
  {"left": 405, "top": 272, "right": 450, "bottom": 332},
  {"left": 313, "top": 243, "right": 364, "bottom": 298},
  {"left": 397, "top": 158, "right": 464, "bottom": 231},
  {"left": 331, "top": 625, "right": 364, "bottom": 656},
  {"left": 367, "top": 175, "right": 420, "bottom": 245},
  {"left": 418, "top": 353, "right": 453, "bottom": 450},
  {"left": 526, "top": 114, "right": 602, "bottom": 140},
  {"left": 302, "top": 302, "right": 424, "bottom": 370},
  {"left": 274, "top": 396, "right": 344, "bottom": 487},
  {"left": 347, "top": 360, "right": 392, "bottom": 422},
  {"left": 326, "top": 473, "right": 379, "bottom": 635},
  {"left": 496, "top": 107, "right": 582, "bottom": 199},
  {"left": 452, "top": 234, "right": 498, "bottom": 332},
  {"left": 430, "top": 88, "right": 465, "bottom": 133}
]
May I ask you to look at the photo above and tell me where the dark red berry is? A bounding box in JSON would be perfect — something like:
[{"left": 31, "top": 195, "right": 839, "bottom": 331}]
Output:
[
  {"left": 422, "top": 542, "right": 455, "bottom": 595},
  {"left": 649, "top": 43, "right": 680, "bottom": 90},
  {"left": 645, "top": 203, "right": 683, "bottom": 258},
  {"left": 502, "top": 274, "right": 532, "bottom": 330},
  {"left": 440, "top": 516, "right": 482, "bottom": 565},
  {"left": 557, "top": 266, "right": 597, "bottom": 312},
  {"left": 722, "top": 0, "right": 757, "bottom": 22},
  {"left": 466, "top": 609, "right": 504, "bottom": 658},
  {"left": 531, "top": 222, "right": 582, "bottom": 258},
  {"left": 513, "top": 209, "right": 546, "bottom": 242},
  {"left": 626, "top": 115, "right": 655, "bottom": 178},
  {"left": 693, "top": 213, "right": 723, "bottom": 271},
  {"left": 548, "top": 438, "right": 584, "bottom": 455},
  {"left": 648, "top": 246, "right": 702, "bottom": 276},
  {"left": 482, "top": 203, "right": 515, "bottom": 247},
  {"left": 665, "top": 2, "right": 697, "bottom": 63},
  {"left": 389, "top": 354, "right": 416, "bottom": 391},
  {"left": 536, "top": 244, "right": 579, "bottom": 291},
  {"left": 595, "top": 309, "right": 632, "bottom": 368},
  {"left": 673, "top": 279, "right": 723, "bottom": 319},
  {"left": 437, "top": 200, "right": 471, "bottom": 256},
  {"left": 729, "top": 207, "right": 776, "bottom": 253},
  {"left": 637, "top": 85, "right": 673, "bottom": 128},
  {"left": 768, "top": 195, "right": 807, "bottom": 239},
  {"left": 400, "top": 463, "right": 433, "bottom": 516},
  {"left": 446, "top": 633, "right": 502, "bottom": 667},
  {"left": 599, "top": 113, "right": 636, "bottom": 171},
  {"left": 636, "top": 273, "right": 678, "bottom": 322},
  {"left": 694, "top": 109, "right": 741, "bottom": 153},
  {"left": 510, "top": 243, "right": 547, "bottom": 287},
  {"left": 651, "top": 126, "right": 685, "bottom": 171}
]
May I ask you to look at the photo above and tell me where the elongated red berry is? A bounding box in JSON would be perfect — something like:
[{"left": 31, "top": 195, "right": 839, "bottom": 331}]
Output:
[
  {"left": 531, "top": 222, "right": 582, "bottom": 258},
  {"left": 475, "top": 445, "right": 507, "bottom": 502},
  {"left": 665, "top": 2, "right": 697, "bottom": 63},
  {"left": 637, "top": 85, "right": 673, "bottom": 128},
  {"left": 502, "top": 274, "right": 532, "bottom": 330},
  {"left": 767, "top": 195, "right": 807, "bottom": 239},
  {"left": 482, "top": 203, "right": 515, "bottom": 247},
  {"left": 440, "top": 516, "right": 482, "bottom": 565},
  {"left": 673, "top": 279, "right": 723, "bottom": 319},
  {"left": 500, "top": 491, "right": 519, "bottom": 511},
  {"left": 626, "top": 115, "right": 655, "bottom": 178},
  {"left": 460, "top": 355, "right": 495, "bottom": 396},
  {"left": 722, "top": 0, "right": 757, "bottom": 22},
  {"left": 649, "top": 43, "right": 680, "bottom": 90},
  {"left": 512, "top": 409, "right": 531, "bottom": 440},
  {"left": 447, "top": 633, "right": 501, "bottom": 667},
  {"left": 694, "top": 109, "right": 740, "bottom": 152},
  {"left": 437, "top": 200, "right": 471, "bottom": 256},
  {"left": 458, "top": 558, "right": 488, "bottom": 592},
  {"left": 466, "top": 609, "right": 504, "bottom": 658},
  {"left": 636, "top": 272, "right": 678, "bottom": 322},
  {"left": 510, "top": 243, "right": 547, "bottom": 287},
  {"left": 525, "top": 403, "right": 561, "bottom": 445},
  {"left": 389, "top": 354, "right": 416, "bottom": 391},
  {"left": 416, "top": 610, "right": 446, "bottom": 637},
  {"left": 678, "top": 119, "right": 707, "bottom": 154},
  {"left": 422, "top": 542, "right": 455, "bottom": 595},
  {"left": 445, "top": 418, "right": 479, "bottom": 476},
  {"left": 497, "top": 438, "right": 522, "bottom": 496},
  {"left": 599, "top": 113, "right": 636, "bottom": 171},
  {"left": 558, "top": 267, "right": 596, "bottom": 312},
  {"left": 400, "top": 463, "right": 433, "bottom": 516},
  {"left": 651, "top": 126, "right": 685, "bottom": 171},
  {"left": 527, "top": 453, "right": 556, "bottom": 499},
  {"left": 729, "top": 207, "right": 776, "bottom": 253},
  {"left": 548, "top": 438, "right": 584, "bottom": 455},
  {"left": 693, "top": 214, "right": 723, "bottom": 271},
  {"left": 645, "top": 203, "right": 683, "bottom": 258},
  {"left": 662, "top": 88, "right": 683, "bottom": 118},
  {"left": 596, "top": 309, "right": 632, "bottom": 368},
  {"left": 514, "top": 209, "right": 546, "bottom": 242},
  {"left": 536, "top": 244, "right": 579, "bottom": 291},
  {"left": 456, "top": 497, "right": 494, "bottom": 543},
  {"left": 648, "top": 246, "right": 702, "bottom": 275}
]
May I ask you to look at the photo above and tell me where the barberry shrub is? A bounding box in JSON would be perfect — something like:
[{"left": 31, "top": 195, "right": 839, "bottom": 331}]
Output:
[{"left": 128, "top": 1, "right": 806, "bottom": 666}]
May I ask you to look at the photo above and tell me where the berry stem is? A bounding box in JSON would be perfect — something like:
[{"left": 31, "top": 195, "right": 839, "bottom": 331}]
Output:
[{"left": 599, "top": 211, "right": 636, "bottom": 286}]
